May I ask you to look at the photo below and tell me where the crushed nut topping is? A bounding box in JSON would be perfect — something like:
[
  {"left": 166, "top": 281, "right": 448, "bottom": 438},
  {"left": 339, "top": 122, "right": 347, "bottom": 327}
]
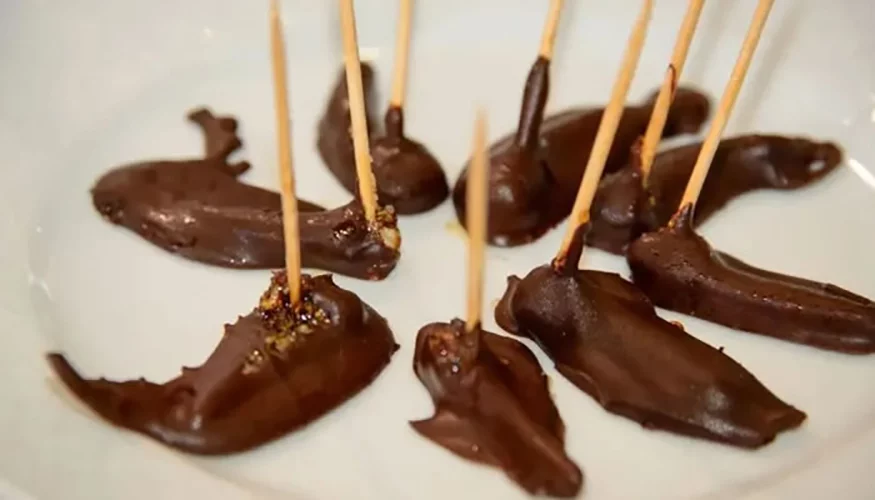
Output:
[
  {"left": 256, "top": 272, "right": 330, "bottom": 356},
  {"left": 373, "top": 205, "right": 401, "bottom": 251}
]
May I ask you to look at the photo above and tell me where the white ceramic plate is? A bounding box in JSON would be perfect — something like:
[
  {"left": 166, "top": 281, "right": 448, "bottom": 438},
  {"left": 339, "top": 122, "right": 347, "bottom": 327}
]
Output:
[{"left": 2, "top": 1, "right": 874, "bottom": 498}]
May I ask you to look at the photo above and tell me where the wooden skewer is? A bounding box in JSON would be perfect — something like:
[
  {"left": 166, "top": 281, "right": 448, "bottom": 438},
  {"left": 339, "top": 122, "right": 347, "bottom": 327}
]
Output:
[
  {"left": 465, "top": 110, "right": 488, "bottom": 333},
  {"left": 554, "top": 0, "right": 653, "bottom": 265},
  {"left": 269, "top": 0, "right": 302, "bottom": 304},
  {"left": 638, "top": 0, "right": 704, "bottom": 182},
  {"left": 389, "top": 0, "right": 412, "bottom": 108},
  {"left": 339, "top": 0, "right": 379, "bottom": 222},
  {"left": 679, "top": 0, "right": 774, "bottom": 209},
  {"left": 538, "top": 0, "right": 565, "bottom": 59}
]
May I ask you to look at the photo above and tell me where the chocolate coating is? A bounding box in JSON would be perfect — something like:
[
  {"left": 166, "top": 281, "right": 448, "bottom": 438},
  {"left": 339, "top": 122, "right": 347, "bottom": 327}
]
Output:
[
  {"left": 495, "top": 231, "right": 805, "bottom": 448},
  {"left": 92, "top": 108, "right": 401, "bottom": 280},
  {"left": 317, "top": 64, "right": 449, "bottom": 214},
  {"left": 453, "top": 57, "right": 710, "bottom": 246},
  {"left": 48, "top": 273, "right": 398, "bottom": 455},
  {"left": 412, "top": 319, "right": 582, "bottom": 498},
  {"left": 627, "top": 205, "right": 875, "bottom": 354},
  {"left": 589, "top": 135, "right": 843, "bottom": 254}
]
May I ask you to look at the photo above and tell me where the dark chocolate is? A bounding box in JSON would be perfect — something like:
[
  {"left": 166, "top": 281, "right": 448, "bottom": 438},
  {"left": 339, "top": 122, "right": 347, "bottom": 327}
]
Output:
[
  {"left": 317, "top": 64, "right": 449, "bottom": 214},
  {"left": 452, "top": 57, "right": 710, "bottom": 246},
  {"left": 588, "top": 135, "right": 843, "bottom": 254},
  {"left": 627, "top": 205, "right": 875, "bottom": 354},
  {"left": 412, "top": 319, "right": 582, "bottom": 498},
  {"left": 495, "top": 229, "right": 805, "bottom": 448},
  {"left": 92, "top": 108, "right": 401, "bottom": 280},
  {"left": 48, "top": 272, "right": 398, "bottom": 455}
]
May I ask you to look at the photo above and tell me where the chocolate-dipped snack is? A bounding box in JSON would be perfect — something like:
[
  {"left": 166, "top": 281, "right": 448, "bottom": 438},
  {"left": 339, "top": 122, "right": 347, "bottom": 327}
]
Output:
[
  {"left": 412, "top": 319, "right": 582, "bottom": 498},
  {"left": 92, "top": 108, "right": 400, "bottom": 280},
  {"left": 627, "top": 205, "right": 875, "bottom": 354},
  {"left": 452, "top": 79, "right": 710, "bottom": 246},
  {"left": 412, "top": 96, "right": 582, "bottom": 497},
  {"left": 317, "top": 64, "right": 449, "bottom": 214},
  {"left": 48, "top": 272, "right": 398, "bottom": 455},
  {"left": 495, "top": 227, "right": 806, "bottom": 448},
  {"left": 588, "top": 134, "right": 843, "bottom": 254}
]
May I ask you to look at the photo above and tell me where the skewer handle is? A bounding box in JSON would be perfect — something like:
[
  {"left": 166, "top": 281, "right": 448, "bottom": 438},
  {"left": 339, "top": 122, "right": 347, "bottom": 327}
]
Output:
[
  {"left": 465, "top": 111, "right": 488, "bottom": 333},
  {"left": 554, "top": 0, "right": 653, "bottom": 267},
  {"left": 679, "top": 0, "right": 775, "bottom": 209},
  {"left": 339, "top": 0, "right": 380, "bottom": 222},
  {"left": 270, "top": 0, "right": 302, "bottom": 304},
  {"left": 538, "top": 0, "right": 565, "bottom": 60},
  {"left": 389, "top": 0, "right": 413, "bottom": 108},
  {"left": 639, "top": 0, "right": 704, "bottom": 181}
]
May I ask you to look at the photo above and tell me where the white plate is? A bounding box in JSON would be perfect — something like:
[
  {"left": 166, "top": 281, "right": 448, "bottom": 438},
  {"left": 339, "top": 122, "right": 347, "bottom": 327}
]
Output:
[{"left": 2, "top": 1, "right": 875, "bottom": 498}]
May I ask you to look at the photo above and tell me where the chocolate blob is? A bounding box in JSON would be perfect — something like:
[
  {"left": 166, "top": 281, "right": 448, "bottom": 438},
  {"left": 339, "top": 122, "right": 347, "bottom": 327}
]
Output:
[
  {"left": 412, "top": 319, "right": 582, "bottom": 498},
  {"left": 627, "top": 205, "right": 875, "bottom": 354},
  {"left": 92, "top": 108, "right": 401, "bottom": 280},
  {"left": 588, "top": 135, "right": 843, "bottom": 254},
  {"left": 317, "top": 64, "right": 449, "bottom": 214},
  {"left": 495, "top": 230, "right": 805, "bottom": 448},
  {"left": 452, "top": 59, "right": 710, "bottom": 246},
  {"left": 48, "top": 272, "right": 398, "bottom": 455}
]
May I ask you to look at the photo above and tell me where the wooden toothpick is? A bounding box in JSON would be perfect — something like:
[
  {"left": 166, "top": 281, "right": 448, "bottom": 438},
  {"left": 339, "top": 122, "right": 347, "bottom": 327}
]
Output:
[
  {"left": 389, "top": 0, "right": 412, "bottom": 108},
  {"left": 554, "top": 0, "right": 653, "bottom": 265},
  {"left": 339, "top": 0, "right": 379, "bottom": 222},
  {"left": 679, "top": 0, "right": 774, "bottom": 210},
  {"left": 639, "top": 0, "right": 704, "bottom": 182},
  {"left": 538, "top": 0, "right": 565, "bottom": 60},
  {"left": 269, "top": 0, "right": 302, "bottom": 304},
  {"left": 465, "top": 110, "right": 488, "bottom": 333}
]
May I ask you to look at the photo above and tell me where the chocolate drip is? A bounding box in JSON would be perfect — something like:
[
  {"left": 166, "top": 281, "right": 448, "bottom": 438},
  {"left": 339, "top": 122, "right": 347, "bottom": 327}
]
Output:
[
  {"left": 412, "top": 319, "right": 582, "bottom": 498},
  {"left": 317, "top": 64, "right": 449, "bottom": 214},
  {"left": 627, "top": 205, "right": 875, "bottom": 354},
  {"left": 515, "top": 57, "right": 551, "bottom": 153},
  {"left": 495, "top": 237, "right": 805, "bottom": 448},
  {"left": 588, "top": 135, "right": 843, "bottom": 254},
  {"left": 91, "top": 108, "right": 400, "bottom": 280},
  {"left": 453, "top": 83, "right": 710, "bottom": 246},
  {"left": 47, "top": 273, "right": 398, "bottom": 455}
]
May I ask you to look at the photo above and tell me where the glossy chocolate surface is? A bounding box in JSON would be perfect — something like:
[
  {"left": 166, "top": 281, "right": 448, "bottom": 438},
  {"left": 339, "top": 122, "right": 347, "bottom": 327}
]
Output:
[
  {"left": 48, "top": 273, "right": 398, "bottom": 455},
  {"left": 317, "top": 64, "right": 449, "bottom": 214},
  {"left": 588, "top": 135, "right": 843, "bottom": 254},
  {"left": 495, "top": 230, "right": 805, "bottom": 447},
  {"left": 628, "top": 205, "right": 875, "bottom": 354},
  {"left": 412, "top": 319, "right": 582, "bottom": 498},
  {"left": 92, "top": 108, "right": 400, "bottom": 280},
  {"left": 452, "top": 57, "right": 710, "bottom": 246}
]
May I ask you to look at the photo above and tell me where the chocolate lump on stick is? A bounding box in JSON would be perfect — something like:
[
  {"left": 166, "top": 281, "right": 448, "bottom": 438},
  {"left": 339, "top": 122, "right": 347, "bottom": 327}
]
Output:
[
  {"left": 48, "top": 273, "right": 398, "bottom": 455},
  {"left": 625, "top": 0, "right": 874, "bottom": 354},
  {"left": 627, "top": 206, "right": 875, "bottom": 354},
  {"left": 316, "top": 66, "right": 449, "bottom": 214},
  {"left": 588, "top": 134, "right": 842, "bottom": 254},
  {"left": 412, "top": 319, "right": 583, "bottom": 497},
  {"left": 495, "top": 227, "right": 806, "bottom": 447},
  {"left": 413, "top": 101, "right": 582, "bottom": 497},
  {"left": 92, "top": 109, "right": 400, "bottom": 280},
  {"left": 452, "top": 83, "right": 709, "bottom": 246}
]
